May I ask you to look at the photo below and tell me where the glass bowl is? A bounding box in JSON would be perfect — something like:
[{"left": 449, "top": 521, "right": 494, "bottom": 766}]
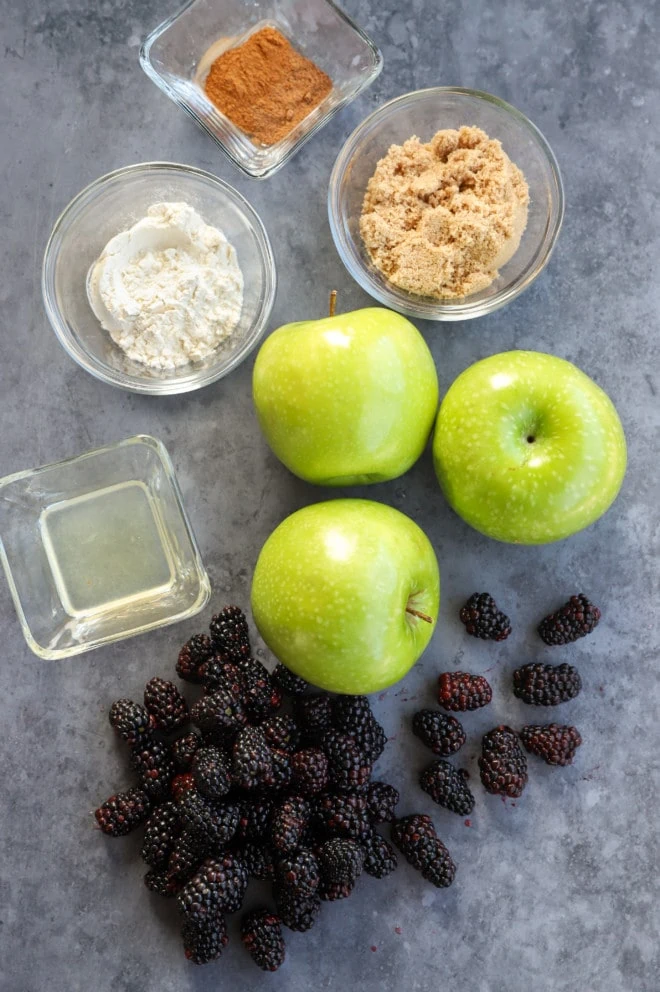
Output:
[
  {"left": 328, "top": 87, "right": 564, "bottom": 321},
  {"left": 140, "top": 0, "right": 382, "bottom": 179},
  {"left": 0, "top": 435, "right": 210, "bottom": 659},
  {"left": 42, "top": 162, "right": 276, "bottom": 394}
]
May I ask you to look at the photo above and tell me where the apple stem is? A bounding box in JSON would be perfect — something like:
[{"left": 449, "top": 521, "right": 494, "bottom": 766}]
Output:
[
  {"left": 329, "top": 290, "right": 337, "bottom": 318},
  {"left": 406, "top": 606, "right": 433, "bottom": 624}
]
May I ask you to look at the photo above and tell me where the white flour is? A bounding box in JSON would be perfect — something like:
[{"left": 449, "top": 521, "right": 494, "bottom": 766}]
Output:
[{"left": 87, "top": 201, "right": 244, "bottom": 369}]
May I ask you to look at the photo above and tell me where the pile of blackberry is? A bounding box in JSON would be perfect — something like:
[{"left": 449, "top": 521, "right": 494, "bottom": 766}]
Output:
[{"left": 95, "top": 605, "right": 454, "bottom": 970}]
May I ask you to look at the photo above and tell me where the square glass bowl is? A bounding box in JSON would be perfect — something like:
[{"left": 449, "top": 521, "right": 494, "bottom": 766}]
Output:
[
  {"left": 0, "top": 436, "right": 210, "bottom": 659},
  {"left": 140, "top": 0, "right": 383, "bottom": 178}
]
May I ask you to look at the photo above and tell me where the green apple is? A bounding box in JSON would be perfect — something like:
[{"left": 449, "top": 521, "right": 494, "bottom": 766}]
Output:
[
  {"left": 252, "top": 307, "right": 438, "bottom": 486},
  {"left": 433, "top": 351, "right": 627, "bottom": 544},
  {"left": 251, "top": 499, "right": 439, "bottom": 694}
]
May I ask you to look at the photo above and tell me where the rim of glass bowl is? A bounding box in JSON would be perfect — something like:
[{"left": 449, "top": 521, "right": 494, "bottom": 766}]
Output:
[
  {"left": 42, "top": 161, "right": 277, "bottom": 394},
  {"left": 328, "top": 87, "right": 565, "bottom": 321}
]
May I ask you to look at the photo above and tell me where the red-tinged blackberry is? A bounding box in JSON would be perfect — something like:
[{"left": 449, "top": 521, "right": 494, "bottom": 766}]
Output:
[
  {"left": 269, "top": 748, "right": 294, "bottom": 792},
  {"left": 94, "top": 788, "right": 151, "bottom": 837},
  {"left": 131, "top": 738, "right": 175, "bottom": 799},
  {"left": 272, "top": 663, "right": 310, "bottom": 697},
  {"left": 141, "top": 801, "right": 181, "bottom": 868},
  {"left": 172, "top": 732, "right": 202, "bottom": 772},
  {"left": 520, "top": 724, "right": 583, "bottom": 766},
  {"left": 275, "top": 848, "right": 320, "bottom": 898},
  {"left": 192, "top": 746, "right": 231, "bottom": 800},
  {"left": 312, "top": 792, "right": 372, "bottom": 841},
  {"left": 459, "top": 592, "right": 512, "bottom": 641},
  {"left": 108, "top": 699, "right": 153, "bottom": 746},
  {"left": 294, "top": 694, "right": 333, "bottom": 739},
  {"left": 178, "top": 853, "right": 249, "bottom": 919},
  {"left": 323, "top": 731, "right": 372, "bottom": 791},
  {"left": 318, "top": 838, "right": 364, "bottom": 885},
  {"left": 291, "top": 748, "right": 329, "bottom": 795},
  {"left": 271, "top": 796, "right": 310, "bottom": 853},
  {"left": 262, "top": 713, "right": 300, "bottom": 753},
  {"left": 143, "top": 677, "right": 188, "bottom": 733},
  {"left": 412, "top": 709, "right": 466, "bottom": 756},
  {"left": 274, "top": 888, "right": 321, "bottom": 932},
  {"left": 177, "top": 634, "right": 213, "bottom": 684},
  {"left": 236, "top": 799, "right": 274, "bottom": 843},
  {"left": 144, "top": 868, "right": 180, "bottom": 898},
  {"left": 177, "top": 791, "right": 240, "bottom": 847},
  {"left": 420, "top": 760, "right": 475, "bottom": 815},
  {"left": 190, "top": 689, "right": 247, "bottom": 739},
  {"left": 479, "top": 726, "right": 528, "bottom": 797},
  {"left": 241, "top": 909, "right": 285, "bottom": 972},
  {"left": 319, "top": 879, "right": 355, "bottom": 900},
  {"left": 171, "top": 772, "right": 196, "bottom": 802},
  {"left": 438, "top": 671, "right": 492, "bottom": 712},
  {"left": 182, "top": 912, "right": 229, "bottom": 965},
  {"left": 365, "top": 782, "right": 399, "bottom": 823},
  {"left": 168, "top": 832, "right": 206, "bottom": 883},
  {"left": 209, "top": 606, "right": 251, "bottom": 663},
  {"left": 232, "top": 726, "right": 274, "bottom": 790},
  {"left": 538, "top": 594, "right": 601, "bottom": 646},
  {"left": 391, "top": 815, "right": 456, "bottom": 888},
  {"left": 241, "top": 661, "right": 283, "bottom": 724},
  {"left": 513, "top": 662, "right": 582, "bottom": 706},
  {"left": 361, "top": 833, "right": 397, "bottom": 879},
  {"left": 240, "top": 842, "right": 274, "bottom": 880},
  {"left": 202, "top": 657, "right": 244, "bottom": 697}
]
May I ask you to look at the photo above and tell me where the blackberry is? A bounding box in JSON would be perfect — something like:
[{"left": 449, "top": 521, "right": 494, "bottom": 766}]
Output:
[
  {"left": 291, "top": 748, "right": 329, "bottom": 795},
  {"left": 274, "top": 888, "right": 321, "bottom": 932},
  {"left": 479, "top": 726, "right": 528, "bottom": 797},
  {"left": 294, "top": 694, "right": 333, "bottom": 739},
  {"left": 419, "top": 760, "right": 475, "bottom": 815},
  {"left": 170, "top": 772, "right": 195, "bottom": 802},
  {"left": 319, "top": 879, "right": 355, "bottom": 901},
  {"left": 438, "top": 671, "right": 492, "bottom": 712},
  {"left": 177, "top": 791, "right": 240, "bottom": 847},
  {"left": 332, "top": 695, "right": 386, "bottom": 762},
  {"left": 271, "top": 796, "right": 310, "bottom": 853},
  {"left": 269, "top": 748, "right": 294, "bottom": 791},
  {"left": 143, "top": 677, "right": 188, "bottom": 733},
  {"left": 241, "top": 909, "right": 285, "bottom": 972},
  {"left": 192, "top": 746, "right": 231, "bottom": 800},
  {"left": 513, "top": 662, "right": 582, "bottom": 706},
  {"left": 391, "top": 815, "right": 456, "bottom": 888},
  {"left": 108, "top": 699, "right": 153, "bottom": 746},
  {"left": 202, "top": 657, "right": 244, "bottom": 697},
  {"left": 262, "top": 713, "right": 300, "bottom": 753},
  {"left": 520, "top": 724, "right": 583, "bottom": 766},
  {"left": 168, "top": 831, "right": 205, "bottom": 883},
  {"left": 412, "top": 710, "right": 466, "bottom": 756},
  {"left": 141, "top": 801, "right": 181, "bottom": 868},
  {"left": 232, "top": 726, "right": 274, "bottom": 790},
  {"left": 172, "top": 732, "right": 202, "bottom": 771},
  {"left": 241, "top": 661, "right": 283, "bottom": 724},
  {"left": 178, "top": 854, "right": 249, "bottom": 919},
  {"left": 144, "top": 869, "right": 179, "bottom": 898},
  {"left": 318, "top": 838, "right": 364, "bottom": 885},
  {"left": 177, "top": 634, "right": 213, "bottom": 684},
  {"left": 323, "top": 731, "right": 372, "bottom": 791},
  {"left": 236, "top": 799, "right": 273, "bottom": 843},
  {"left": 94, "top": 788, "right": 151, "bottom": 837},
  {"left": 190, "top": 689, "right": 247, "bottom": 739},
  {"left": 240, "top": 842, "right": 274, "bottom": 880},
  {"left": 538, "top": 594, "right": 601, "bottom": 646},
  {"left": 131, "top": 737, "right": 175, "bottom": 799},
  {"left": 182, "top": 913, "right": 229, "bottom": 964},
  {"left": 275, "top": 848, "right": 320, "bottom": 898},
  {"left": 209, "top": 605, "right": 251, "bottom": 663},
  {"left": 459, "top": 592, "right": 512, "bottom": 641},
  {"left": 272, "top": 663, "right": 310, "bottom": 697},
  {"left": 365, "top": 782, "right": 399, "bottom": 823},
  {"left": 361, "top": 833, "right": 397, "bottom": 879},
  {"left": 354, "top": 718, "right": 388, "bottom": 763},
  {"left": 312, "top": 792, "right": 372, "bottom": 841}
]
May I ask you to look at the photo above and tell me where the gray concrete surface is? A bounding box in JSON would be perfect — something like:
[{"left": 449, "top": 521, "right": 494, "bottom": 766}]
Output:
[{"left": 1, "top": 1, "right": 658, "bottom": 990}]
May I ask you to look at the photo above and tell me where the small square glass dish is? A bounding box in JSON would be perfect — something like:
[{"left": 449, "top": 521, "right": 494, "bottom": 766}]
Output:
[
  {"left": 140, "top": 0, "right": 383, "bottom": 179},
  {"left": 0, "top": 436, "right": 210, "bottom": 660}
]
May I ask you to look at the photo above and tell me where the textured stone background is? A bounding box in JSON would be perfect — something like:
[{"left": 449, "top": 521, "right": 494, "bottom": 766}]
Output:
[{"left": 1, "top": 1, "right": 658, "bottom": 990}]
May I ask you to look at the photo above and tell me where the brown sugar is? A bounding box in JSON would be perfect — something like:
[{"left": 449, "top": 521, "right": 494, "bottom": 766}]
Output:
[
  {"left": 360, "top": 126, "right": 529, "bottom": 299},
  {"left": 203, "top": 26, "right": 333, "bottom": 146}
]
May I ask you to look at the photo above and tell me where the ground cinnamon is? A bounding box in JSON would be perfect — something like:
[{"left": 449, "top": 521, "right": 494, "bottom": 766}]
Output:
[{"left": 203, "top": 26, "right": 333, "bottom": 146}]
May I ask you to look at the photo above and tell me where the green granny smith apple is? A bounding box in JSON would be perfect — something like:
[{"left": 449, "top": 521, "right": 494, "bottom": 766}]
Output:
[
  {"left": 252, "top": 307, "right": 438, "bottom": 486},
  {"left": 433, "top": 351, "right": 627, "bottom": 544},
  {"left": 251, "top": 499, "right": 439, "bottom": 694}
]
